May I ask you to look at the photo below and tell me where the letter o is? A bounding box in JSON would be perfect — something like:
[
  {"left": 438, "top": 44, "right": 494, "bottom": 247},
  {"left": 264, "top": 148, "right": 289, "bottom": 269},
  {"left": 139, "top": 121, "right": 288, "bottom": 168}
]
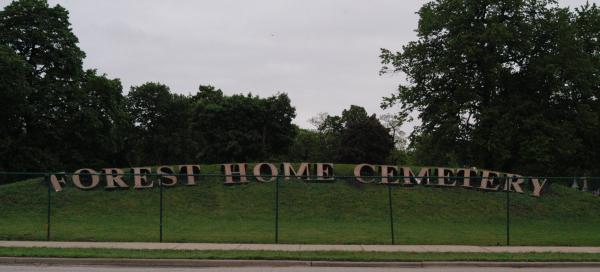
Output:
[
  {"left": 354, "top": 164, "right": 377, "bottom": 183},
  {"left": 253, "top": 163, "right": 278, "bottom": 182},
  {"left": 72, "top": 168, "right": 100, "bottom": 190}
]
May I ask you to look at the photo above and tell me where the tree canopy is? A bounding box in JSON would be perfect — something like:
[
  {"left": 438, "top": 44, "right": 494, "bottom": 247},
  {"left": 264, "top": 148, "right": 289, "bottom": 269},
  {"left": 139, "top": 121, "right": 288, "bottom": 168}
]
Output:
[
  {"left": 381, "top": 0, "right": 600, "bottom": 175},
  {"left": 1, "top": 0, "right": 87, "bottom": 170},
  {"left": 190, "top": 86, "right": 297, "bottom": 163},
  {"left": 309, "top": 106, "right": 395, "bottom": 164}
]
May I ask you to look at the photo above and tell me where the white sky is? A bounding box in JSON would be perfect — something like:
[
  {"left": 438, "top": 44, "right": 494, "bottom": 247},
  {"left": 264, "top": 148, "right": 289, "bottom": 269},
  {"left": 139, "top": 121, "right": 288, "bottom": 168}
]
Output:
[{"left": 1, "top": 0, "right": 596, "bottom": 133}]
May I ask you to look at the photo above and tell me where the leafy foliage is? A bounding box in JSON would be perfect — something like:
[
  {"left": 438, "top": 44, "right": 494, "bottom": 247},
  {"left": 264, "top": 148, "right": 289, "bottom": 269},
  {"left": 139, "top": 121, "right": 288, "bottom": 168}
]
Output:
[
  {"left": 381, "top": 0, "right": 600, "bottom": 175},
  {"left": 0, "top": 45, "right": 33, "bottom": 171},
  {"left": 298, "top": 106, "right": 395, "bottom": 164},
  {"left": 1, "top": 0, "right": 87, "bottom": 170},
  {"left": 190, "top": 86, "right": 297, "bottom": 163}
]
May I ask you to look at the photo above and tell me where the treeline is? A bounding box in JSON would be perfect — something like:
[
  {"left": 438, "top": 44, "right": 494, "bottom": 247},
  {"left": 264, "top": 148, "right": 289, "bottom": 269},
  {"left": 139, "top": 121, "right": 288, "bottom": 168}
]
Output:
[
  {"left": 0, "top": 0, "right": 400, "bottom": 174},
  {"left": 7, "top": 0, "right": 597, "bottom": 179}
]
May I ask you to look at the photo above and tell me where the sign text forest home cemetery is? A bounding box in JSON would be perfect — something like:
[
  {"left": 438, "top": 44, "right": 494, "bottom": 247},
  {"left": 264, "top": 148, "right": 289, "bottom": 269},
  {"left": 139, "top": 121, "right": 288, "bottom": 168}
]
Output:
[{"left": 49, "top": 163, "right": 548, "bottom": 197}]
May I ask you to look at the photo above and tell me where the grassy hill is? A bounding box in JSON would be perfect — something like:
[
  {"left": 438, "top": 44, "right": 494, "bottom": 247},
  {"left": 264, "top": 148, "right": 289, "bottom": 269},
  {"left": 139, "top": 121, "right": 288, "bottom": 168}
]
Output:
[{"left": 1, "top": 164, "right": 600, "bottom": 246}]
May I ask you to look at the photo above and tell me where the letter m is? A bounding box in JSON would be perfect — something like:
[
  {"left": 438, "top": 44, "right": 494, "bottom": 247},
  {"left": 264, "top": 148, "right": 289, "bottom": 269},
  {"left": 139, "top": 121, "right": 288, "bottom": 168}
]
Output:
[{"left": 281, "top": 163, "right": 311, "bottom": 180}]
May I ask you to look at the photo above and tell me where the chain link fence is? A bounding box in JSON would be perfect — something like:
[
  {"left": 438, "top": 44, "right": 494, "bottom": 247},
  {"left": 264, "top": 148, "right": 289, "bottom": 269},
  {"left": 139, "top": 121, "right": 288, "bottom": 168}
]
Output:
[{"left": 1, "top": 171, "right": 599, "bottom": 245}]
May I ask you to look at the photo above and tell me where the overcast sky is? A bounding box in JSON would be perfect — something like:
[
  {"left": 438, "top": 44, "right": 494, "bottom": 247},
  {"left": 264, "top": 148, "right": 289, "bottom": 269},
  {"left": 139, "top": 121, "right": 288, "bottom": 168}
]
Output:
[{"left": 1, "top": 0, "right": 596, "bottom": 132}]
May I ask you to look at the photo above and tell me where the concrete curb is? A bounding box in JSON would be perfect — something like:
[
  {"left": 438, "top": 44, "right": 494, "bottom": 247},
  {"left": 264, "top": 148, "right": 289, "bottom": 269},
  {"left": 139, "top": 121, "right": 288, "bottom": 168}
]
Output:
[
  {"left": 4, "top": 241, "right": 600, "bottom": 253},
  {"left": 2, "top": 257, "right": 600, "bottom": 268}
]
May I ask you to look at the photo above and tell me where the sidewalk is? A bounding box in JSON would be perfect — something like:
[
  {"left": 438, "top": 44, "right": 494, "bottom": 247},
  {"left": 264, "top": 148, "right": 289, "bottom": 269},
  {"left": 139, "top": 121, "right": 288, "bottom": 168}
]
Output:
[{"left": 2, "top": 241, "right": 600, "bottom": 253}]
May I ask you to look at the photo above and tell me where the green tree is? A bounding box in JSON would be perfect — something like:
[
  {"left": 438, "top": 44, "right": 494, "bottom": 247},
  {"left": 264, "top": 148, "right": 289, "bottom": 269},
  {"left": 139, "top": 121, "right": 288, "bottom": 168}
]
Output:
[
  {"left": 70, "top": 70, "right": 130, "bottom": 168},
  {"left": 340, "top": 105, "right": 369, "bottom": 127},
  {"left": 381, "top": 0, "right": 600, "bottom": 175},
  {"left": 337, "top": 106, "right": 395, "bottom": 164},
  {"left": 0, "top": 0, "right": 84, "bottom": 81},
  {"left": 190, "top": 86, "right": 296, "bottom": 163},
  {"left": 288, "top": 127, "right": 323, "bottom": 161},
  {"left": 337, "top": 115, "right": 395, "bottom": 164},
  {"left": 1, "top": 0, "right": 87, "bottom": 170},
  {"left": 0, "top": 45, "right": 33, "bottom": 173},
  {"left": 126, "top": 82, "right": 195, "bottom": 166},
  {"left": 314, "top": 106, "right": 394, "bottom": 164}
]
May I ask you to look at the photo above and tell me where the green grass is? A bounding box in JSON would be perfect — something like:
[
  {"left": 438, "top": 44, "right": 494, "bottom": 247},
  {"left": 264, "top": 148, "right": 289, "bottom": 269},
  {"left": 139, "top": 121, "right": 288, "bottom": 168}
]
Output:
[
  {"left": 1, "top": 164, "right": 600, "bottom": 245},
  {"left": 2, "top": 247, "right": 600, "bottom": 262}
]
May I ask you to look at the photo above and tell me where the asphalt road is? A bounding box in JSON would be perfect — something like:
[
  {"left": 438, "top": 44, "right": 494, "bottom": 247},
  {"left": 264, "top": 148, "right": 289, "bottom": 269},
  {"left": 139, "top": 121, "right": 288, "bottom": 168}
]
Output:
[{"left": 1, "top": 265, "right": 600, "bottom": 272}]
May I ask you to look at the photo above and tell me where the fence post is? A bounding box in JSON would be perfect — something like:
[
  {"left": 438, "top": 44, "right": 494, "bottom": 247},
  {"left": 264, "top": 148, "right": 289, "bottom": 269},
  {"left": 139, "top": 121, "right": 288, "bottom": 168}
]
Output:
[
  {"left": 506, "top": 179, "right": 510, "bottom": 246},
  {"left": 274, "top": 176, "right": 280, "bottom": 244},
  {"left": 45, "top": 174, "right": 51, "bottom": 241},
  {"left": 159, "top": 176, "right": 163, "bottom": 243},
  {"left": 387, "top": 184, "right": 395, "bottom": 245}
]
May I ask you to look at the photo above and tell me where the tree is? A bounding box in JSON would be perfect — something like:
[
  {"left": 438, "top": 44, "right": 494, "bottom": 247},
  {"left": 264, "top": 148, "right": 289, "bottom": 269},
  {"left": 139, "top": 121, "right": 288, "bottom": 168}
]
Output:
[
  {"left": 0, "top": 45, "right": 33, "bottom": 173},
  {"left": 288, "top": 127, "right": 323, "bottom": 161},
  {"left": 379, "top": 113, "right": 408, "bottom": 150},
  {"left": 340, "top": 105, "right": 369, "bottom": 127},
  {"left": 312, "top": 106, "right": 394, "bottom": 164},
  {"left": 336, "top": 106, "right": 395, "bottom": 163},
  {"left": 1, "top": 0, "right": 87, "bottom": 170},
  {"left": 70, "top": 70, "right": 129, "bottom": 168},
  {"left": 190, "top": 86, "right": 297, "bottom": 163},
  {"left": 337, "top": 115, "right": 395, "bottom": 164},
  {"left": 380, "top": 0, "right": 600, "bottom": 175},
  {"left": 308, "top": 112, "right": 328, "bottom": 130},
  {"left": 0, "top": 0, "right": 84, "bottom": 81},
  {"left": 126, "top": 82, "right": 195, "bottom": 166}
]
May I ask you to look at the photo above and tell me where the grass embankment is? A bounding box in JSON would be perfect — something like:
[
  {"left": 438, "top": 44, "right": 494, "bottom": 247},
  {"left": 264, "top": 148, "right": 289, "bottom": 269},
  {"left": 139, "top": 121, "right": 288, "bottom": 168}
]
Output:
[
  {"left": 1, "top": 164, "right": 600, "bottom": 245},
  {"left": 2, "top": 247, "right": 600, "bottom": 262}
]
